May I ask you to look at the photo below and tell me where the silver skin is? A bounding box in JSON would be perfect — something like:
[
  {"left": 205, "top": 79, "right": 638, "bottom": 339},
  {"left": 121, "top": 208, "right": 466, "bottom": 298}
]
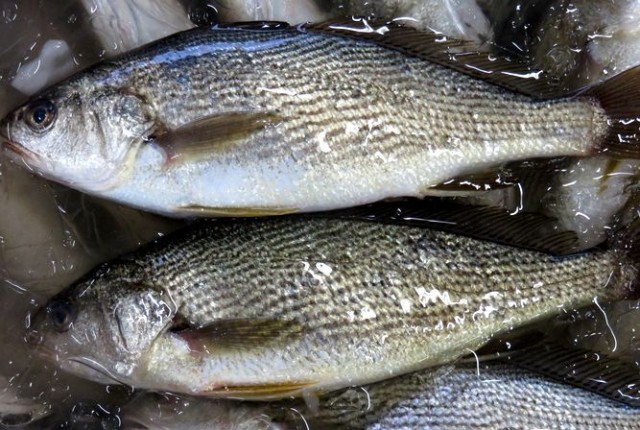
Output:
[
  {"left": 27, "top": 216, "right": 635, "bottom": 400},
  {"left": 0, "top": 23, "right": 609, "bottom": 217}
]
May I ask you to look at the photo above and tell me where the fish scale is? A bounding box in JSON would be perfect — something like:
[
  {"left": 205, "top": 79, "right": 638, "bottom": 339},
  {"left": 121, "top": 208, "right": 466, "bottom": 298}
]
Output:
[
  {"left": 303, "top": 363, "right": 640, "bottom": 429},
  {"left": 3, "top": 23, "right": 632, "bottom": 216},
  {"left": 29, "top": 216, "right": 636, "bottom": 399}
]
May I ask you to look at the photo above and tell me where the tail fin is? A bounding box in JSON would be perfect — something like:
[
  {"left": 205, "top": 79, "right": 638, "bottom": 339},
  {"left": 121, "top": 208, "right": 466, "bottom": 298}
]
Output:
[{"left": 584, "top": 66, "right": 640, "bottom": 158}]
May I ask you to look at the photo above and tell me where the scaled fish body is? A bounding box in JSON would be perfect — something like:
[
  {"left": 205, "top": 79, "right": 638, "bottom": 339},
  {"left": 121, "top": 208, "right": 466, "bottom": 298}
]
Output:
[
  {"left": 306, "top": 363, "right": 640, "bottom": 429},
  {"left": 28, "top": 216, "right": 637, "bottom": 399},
  {"left": 2, "top": 21, "right": 639, "bottom": 217}
]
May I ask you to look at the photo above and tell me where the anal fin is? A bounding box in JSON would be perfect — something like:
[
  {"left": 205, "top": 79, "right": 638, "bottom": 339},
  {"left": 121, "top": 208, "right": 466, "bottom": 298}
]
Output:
[
  {"left": 176, "top": 205, "right": 298, "bottom": 217},
  {"left": 205, "top": 381, "right": 317, "bottom": 400}
]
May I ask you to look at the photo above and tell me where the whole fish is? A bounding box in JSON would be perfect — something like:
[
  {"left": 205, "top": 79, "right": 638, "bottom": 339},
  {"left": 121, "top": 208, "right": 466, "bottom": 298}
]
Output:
[
  {"left": 2, "top": 21, "right": 640, "bottom": 217},
  {"left": 26, "top": 215, "right": 639, "bottom": 400},
  {"left": 302, "top": 363, "right": 640, "bottom": 429}
]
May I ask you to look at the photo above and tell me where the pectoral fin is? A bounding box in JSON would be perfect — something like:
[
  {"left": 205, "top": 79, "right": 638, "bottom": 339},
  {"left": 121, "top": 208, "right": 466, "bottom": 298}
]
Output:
[
  {"left": 151, "top": 111, "right": 283, "bottom": 163},
  {"left": 173, "top": 318, "right": 303, "bottom": 354}
]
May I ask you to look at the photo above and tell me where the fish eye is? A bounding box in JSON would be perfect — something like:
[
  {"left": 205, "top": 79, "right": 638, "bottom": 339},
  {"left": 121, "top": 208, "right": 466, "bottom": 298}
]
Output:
[
  {"left": 23, "top": 99, "right": 56, "bottom": 131},
  {"left": 46, "top": 300, "right": 77, "bottom": 332}
]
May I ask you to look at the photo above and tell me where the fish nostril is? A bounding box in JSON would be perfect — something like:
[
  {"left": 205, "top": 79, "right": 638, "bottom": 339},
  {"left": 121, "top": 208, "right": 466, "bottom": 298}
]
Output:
[{"left": 24, "top": 329, "right": 43, "bottom": 346}]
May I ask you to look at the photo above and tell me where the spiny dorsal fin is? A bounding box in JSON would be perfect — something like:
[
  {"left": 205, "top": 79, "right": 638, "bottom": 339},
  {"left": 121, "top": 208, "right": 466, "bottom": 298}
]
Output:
[{"left": 305, "top": 18, "right": 567, "bottom": 98}]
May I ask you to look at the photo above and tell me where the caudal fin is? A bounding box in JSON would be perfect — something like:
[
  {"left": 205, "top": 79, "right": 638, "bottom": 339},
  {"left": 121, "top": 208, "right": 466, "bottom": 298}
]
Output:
[{"left": 585, "top": 66, "right": 640, "bottom": 158}]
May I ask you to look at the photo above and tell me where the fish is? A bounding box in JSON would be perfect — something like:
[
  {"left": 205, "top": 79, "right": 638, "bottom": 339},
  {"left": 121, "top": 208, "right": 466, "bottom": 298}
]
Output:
[
  {"left": 25, "top": 213, "right": 640, "bottom": 400},
  {"left": 299, "top": 362, "right": 640, "bottom": 429},
  {"left": 2, "top": 20, "right": 640, "bottom": 217}
]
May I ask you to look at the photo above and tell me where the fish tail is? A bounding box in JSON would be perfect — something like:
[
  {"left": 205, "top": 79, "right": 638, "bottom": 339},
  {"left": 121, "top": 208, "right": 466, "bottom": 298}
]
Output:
[{"left": 585, "top": 66, "right": 640, "bottom": 158}]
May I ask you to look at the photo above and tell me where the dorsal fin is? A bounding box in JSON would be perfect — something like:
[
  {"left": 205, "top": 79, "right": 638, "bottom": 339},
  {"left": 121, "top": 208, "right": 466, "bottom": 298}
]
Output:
[{"left": 305, "top": 18, "right": 568, "bottom": 98}]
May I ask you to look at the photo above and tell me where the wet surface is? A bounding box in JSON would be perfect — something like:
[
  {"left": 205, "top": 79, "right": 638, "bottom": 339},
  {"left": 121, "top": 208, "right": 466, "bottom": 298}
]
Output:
[{"left": 0, "top": 1, "right": 638, "bottom": 428}]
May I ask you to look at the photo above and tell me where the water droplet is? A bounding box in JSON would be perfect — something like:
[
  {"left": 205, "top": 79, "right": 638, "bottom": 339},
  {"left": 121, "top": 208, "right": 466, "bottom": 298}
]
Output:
[
  {"left": 188, "top": 2, "right": 219, "bottom": 27},
  {"left": 1, "top": 3, "right": 17, "bottom": 23}
]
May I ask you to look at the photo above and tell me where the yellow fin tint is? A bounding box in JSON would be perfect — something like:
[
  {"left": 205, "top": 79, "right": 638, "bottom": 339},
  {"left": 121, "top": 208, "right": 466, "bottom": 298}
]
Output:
[
  {"left": 176, "top": 205, "right": 298, "bottom": 217},
  {"left": 205, "top": 381, "right": 317, "bottom": 399},
  {"left": 154, "top": 111, "right": 283, "bottom": 163}
]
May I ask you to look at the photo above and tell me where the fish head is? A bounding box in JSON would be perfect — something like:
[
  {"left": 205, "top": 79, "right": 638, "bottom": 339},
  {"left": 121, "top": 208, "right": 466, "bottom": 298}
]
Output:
[
  {"left": 26, "top": 261, "right": 176, "bottom": 386},
  {"left": 0, "top": 80, "right": 155, "bottom": 192}
]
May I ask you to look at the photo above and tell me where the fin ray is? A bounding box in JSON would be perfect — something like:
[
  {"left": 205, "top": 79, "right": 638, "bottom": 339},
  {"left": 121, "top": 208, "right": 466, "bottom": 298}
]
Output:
[
  {"left": 176, "top": 205, "right": 298, "bottom": 217},
  {"left": 307, "top": 19, "right": 565, "bottom": 98},
  {"left": 205, "top": 381, "right": 316, "bottom": 399},
  {"left": 152, "top": 111, "right": 282, "bottom": 163},
  {"left": 174, "top": 318, "right": 303, "bottom": 353},
  {"left": 582, "top": 67, "right": 640, "bottom": 159}
]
